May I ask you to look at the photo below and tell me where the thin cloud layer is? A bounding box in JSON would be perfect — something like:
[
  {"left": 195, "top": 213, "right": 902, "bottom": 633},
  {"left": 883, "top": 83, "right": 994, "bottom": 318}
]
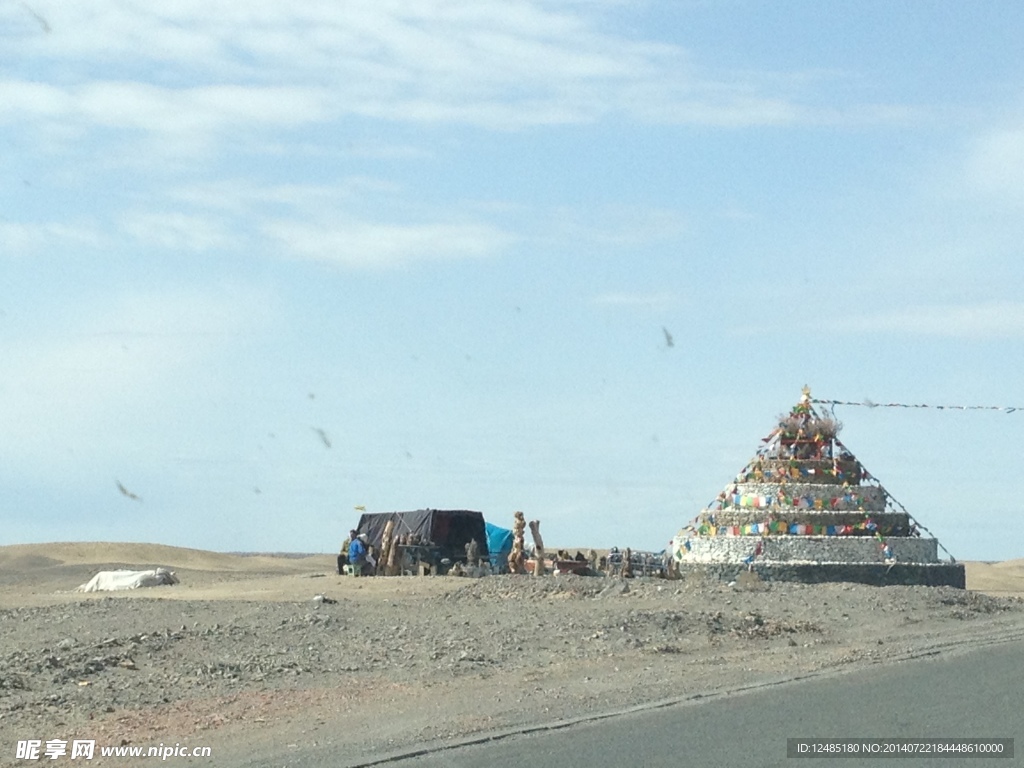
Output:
[
  {"left": 591, "top": 292, "right": 677, "bottom": 310},
  {"left": 4, "top": 2, "right": 1023, "bottom": 560},
  {"left": 0, "top": 221, "right": 104, "bottom": 256},
  {"left": 261, "top": 218, "right": 513, "bottom": 268},
  {"left": 847, "top": 302, "right": 1024, "bottom": 340},
  {"left": 0, "top": 287, "right": 271, "bottom": 469},
  {"left": 3, "top": 0, "right": 847, "bottom": 151},
  {"left": 966, "top": 125, "right": 1024, "bottom": 204}
]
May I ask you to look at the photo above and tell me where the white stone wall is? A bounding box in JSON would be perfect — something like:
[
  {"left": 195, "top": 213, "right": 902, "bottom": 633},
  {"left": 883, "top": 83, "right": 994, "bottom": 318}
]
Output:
[
  {"left": 698, "top": 509, "right": 909, "bottom": 528},
  {"left": 677, "top": 535, "right": 938, "bottom": 564}
]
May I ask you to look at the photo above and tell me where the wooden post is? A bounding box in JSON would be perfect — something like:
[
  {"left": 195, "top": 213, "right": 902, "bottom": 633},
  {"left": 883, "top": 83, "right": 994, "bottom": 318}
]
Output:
[
  {"left": 380, "top": 519, "right": 396, "bottom": 576},
  {"left": 508, "top": 511, "right": 526, "bottom": 574},
  {"left": 528, "top": 519, "right": 545, "bottom": 577},
  {"left": 621, "top": 547, "right": 633, "bottom": 578},
  {"left": 465, "top": 538, "right": 479, "bottom": 567}
]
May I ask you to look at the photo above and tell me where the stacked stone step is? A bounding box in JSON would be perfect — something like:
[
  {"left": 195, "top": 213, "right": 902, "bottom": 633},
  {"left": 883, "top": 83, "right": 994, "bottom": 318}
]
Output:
[{"left": 672, "top": 388, "right": 965, "bottom": 587}]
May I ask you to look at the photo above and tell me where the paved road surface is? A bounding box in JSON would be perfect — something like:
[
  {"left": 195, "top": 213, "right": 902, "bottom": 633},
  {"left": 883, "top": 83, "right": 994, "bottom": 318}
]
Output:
[{"left": 357, "top": 640, "right": 1023, "bottom": 768}]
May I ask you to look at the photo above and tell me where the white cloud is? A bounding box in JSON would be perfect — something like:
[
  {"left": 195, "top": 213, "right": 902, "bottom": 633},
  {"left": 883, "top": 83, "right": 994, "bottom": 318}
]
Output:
[
  {"left": 732, "top": 301, "right": 1024, "bottom": 340},
  {"left": 166, "top": 179, "right": 403, "bottom": 214},
  {"left": 966, "top": 126, "right": 1024, "bottom": 204},
  {"left": 1, "top": 175, "right": 512, "bottom": 267},
  {"left": 0, "top": 287, "right": 271, "bottom": 470},
  {"left": 846, "top": 301, "right": 1024, "bottom": 339},
  {"left": 591, "top": 292, "right": 677, "bottom": 310},
  {"left": 81, "top": 82, "right": 328, "bottom": 131},
  {"left": 261, "top": 218, "right": 512, "bottom": 268},
  {"left": 0, "top": 79, "right": 330, "bottom": 154},
  {"left": 0, "top": 221, "right": 104, "bottom": 256},
  {"left": 0, "top": 0, "right": 872, "bottom": 157},
  {"left": 119, "top": 210, "right": 236, "bottom": 252},
  {"left": 0, "top": 80, "right": 68, "bottom": 121},
  {"left": 545, "top": 205, "right": 689, "bottom": 247},
  {"left": 123, "top": 178, "right": 512, "bottom": 266}
]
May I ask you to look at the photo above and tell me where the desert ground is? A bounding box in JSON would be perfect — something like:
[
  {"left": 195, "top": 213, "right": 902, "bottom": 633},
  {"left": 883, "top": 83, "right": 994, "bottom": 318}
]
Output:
[{"left": 2, "top": 543, "right": 1023, "bottom": 767}]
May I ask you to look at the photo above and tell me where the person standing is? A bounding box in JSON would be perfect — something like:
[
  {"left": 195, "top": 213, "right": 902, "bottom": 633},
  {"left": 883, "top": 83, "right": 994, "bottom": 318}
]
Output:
[
  {"left": 338, "top": 530, "right": 357, "bottom": 574},
  {"left": 348, "top": 532, "right": 368, "bottom": 577}
]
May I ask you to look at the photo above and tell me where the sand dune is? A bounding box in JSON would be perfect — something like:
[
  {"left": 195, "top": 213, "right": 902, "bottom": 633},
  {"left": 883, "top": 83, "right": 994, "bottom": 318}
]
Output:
[
  {"left": 963, "top": 558, "right": 1024, "bottom": 595},
  {"left": 990, "top": 557, "right": 1024, "bottom": 568},
  {"left": 0, "top": 542, "right": 333, "bottom": 608},
  {"left": 0, "top": 541, "right": 328, "bottom": 573},
  {"left": 0, "top": 542, "right": 450, "bottom": 606}
]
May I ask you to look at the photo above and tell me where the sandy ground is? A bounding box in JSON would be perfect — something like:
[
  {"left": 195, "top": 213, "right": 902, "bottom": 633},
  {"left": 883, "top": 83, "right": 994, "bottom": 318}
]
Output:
[{"left": 2, "top": 542, "right": 1023, "bottom": 767}]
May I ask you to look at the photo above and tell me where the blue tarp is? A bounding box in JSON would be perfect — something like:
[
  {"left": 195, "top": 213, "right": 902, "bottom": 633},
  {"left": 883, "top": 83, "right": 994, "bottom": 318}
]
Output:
[{"left": 485, "top": 522, "right": 514, "bottom": 571}]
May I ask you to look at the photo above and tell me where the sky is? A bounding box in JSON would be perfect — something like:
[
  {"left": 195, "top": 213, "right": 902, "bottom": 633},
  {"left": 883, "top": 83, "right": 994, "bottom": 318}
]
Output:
[{"left": 2, "top": 1, "right": 1023, "bottom": 561}]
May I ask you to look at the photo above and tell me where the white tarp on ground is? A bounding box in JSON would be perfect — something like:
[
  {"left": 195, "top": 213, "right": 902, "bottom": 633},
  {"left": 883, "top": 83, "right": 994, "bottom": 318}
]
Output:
[{"left": 76, "top": 568, "right": 179, "bottom": 592}]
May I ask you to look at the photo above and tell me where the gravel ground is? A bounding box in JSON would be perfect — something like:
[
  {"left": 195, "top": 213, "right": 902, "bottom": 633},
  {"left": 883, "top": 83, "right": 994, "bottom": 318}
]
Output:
[{"left": 2, "top": 552, "right": 1024, "bottom": 767}]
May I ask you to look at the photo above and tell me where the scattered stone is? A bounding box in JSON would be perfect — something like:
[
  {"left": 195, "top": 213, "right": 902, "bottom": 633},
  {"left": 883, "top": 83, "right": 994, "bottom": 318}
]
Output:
[{"left": 0, "top": 567, "right": 1021, "bottom": 760}]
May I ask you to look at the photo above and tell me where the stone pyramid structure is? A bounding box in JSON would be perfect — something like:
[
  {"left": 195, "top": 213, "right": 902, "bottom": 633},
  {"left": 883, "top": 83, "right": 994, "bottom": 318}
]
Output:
[{"left": 672, "top": 388, "right": 965, "bottom": 587}]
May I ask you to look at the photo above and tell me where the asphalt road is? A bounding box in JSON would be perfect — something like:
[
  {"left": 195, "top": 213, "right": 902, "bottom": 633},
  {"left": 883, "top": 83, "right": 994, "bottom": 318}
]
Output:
[{"left": 363, "top": 640, "right": 1023, "bottom": 768}]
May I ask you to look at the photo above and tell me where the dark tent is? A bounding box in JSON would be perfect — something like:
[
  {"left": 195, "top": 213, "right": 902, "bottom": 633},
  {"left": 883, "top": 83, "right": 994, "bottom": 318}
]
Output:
[{"left": 356, "top": 509, "right": 489, "bottom": 566}]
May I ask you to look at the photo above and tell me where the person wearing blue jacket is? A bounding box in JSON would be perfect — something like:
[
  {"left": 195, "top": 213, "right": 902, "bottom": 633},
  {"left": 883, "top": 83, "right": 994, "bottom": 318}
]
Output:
[
  {"left": 348, "top": 533, "right": 368, "bottom": 577},
  {"left": 337, "top": 529, "right": 357, "bottom": 574}
]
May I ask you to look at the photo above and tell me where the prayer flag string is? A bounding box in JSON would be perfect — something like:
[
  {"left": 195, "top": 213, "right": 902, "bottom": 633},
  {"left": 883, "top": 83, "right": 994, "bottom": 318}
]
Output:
[
  {"left": 812, "top": 398, "right": 1021, "bottom": 414},
  {"left": 687, "top": 394, "right": 958, "bottom": 565}
]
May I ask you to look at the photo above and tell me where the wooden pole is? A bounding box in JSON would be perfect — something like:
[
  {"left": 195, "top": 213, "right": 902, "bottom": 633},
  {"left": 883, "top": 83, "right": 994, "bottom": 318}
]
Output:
[
  {"left": 508, "top": 511, "right": 526, "bottom": 574},
  {"left": 380, "top": 519, "right": 396, "bottom": 576},
  {"left": 528, "top": 519, "right": 545, "bottom": 577}
]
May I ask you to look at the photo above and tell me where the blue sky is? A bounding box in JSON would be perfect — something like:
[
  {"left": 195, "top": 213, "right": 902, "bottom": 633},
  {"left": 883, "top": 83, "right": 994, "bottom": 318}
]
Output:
[{"left": 2, "top": 1, "right": 1023, "bottom": 561}]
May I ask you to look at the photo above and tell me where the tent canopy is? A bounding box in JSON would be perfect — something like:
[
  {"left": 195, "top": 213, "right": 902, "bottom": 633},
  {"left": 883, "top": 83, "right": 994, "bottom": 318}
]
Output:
[
  {"left": 485, "top": 522, "right": 514, "bottom": 570},
  {"left": 357, "top": 509, "right": 489, "bottom": 562}
]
